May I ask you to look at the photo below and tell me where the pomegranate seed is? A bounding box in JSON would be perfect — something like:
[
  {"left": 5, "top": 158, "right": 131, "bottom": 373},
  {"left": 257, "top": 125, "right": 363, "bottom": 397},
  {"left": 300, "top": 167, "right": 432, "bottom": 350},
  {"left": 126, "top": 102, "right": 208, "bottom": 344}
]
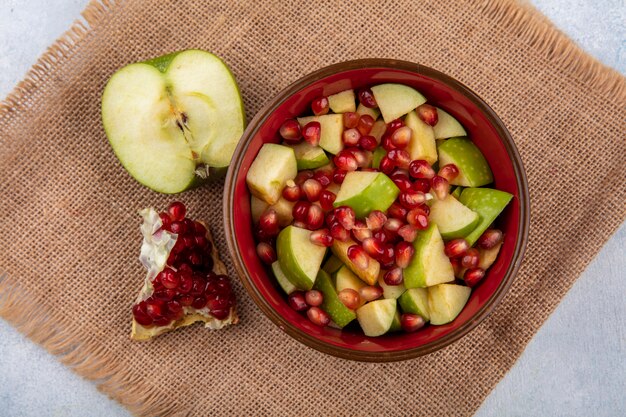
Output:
[
  {"left": 160, "top": 269, "right": 180, "bottom": 289},
  {"left": 305, "top": 204, "right": 325, "bottom": 230},
  {"left": 416, "top": 104, "right": 438, "bottom": 126},
  {"left": 302, "top": 121, "right": 321, "bottom": 146},
  {"left": 366, "top": 210, "right": 387, "bottom": 231},
  {"left": 401, "top": 313, "right": 426, "bottom": 332},
  {"left": 166, "top": 300, "right": 183, "bottom": 316},
  {"left": 351, "top": 220, "right": 372, "bottom": 242},
  {"left": 305, "top": 290, "right": 324, "bottom": 307},
  {"left": 319, "top": 190, "right": 336, "bottom": 211},
  {"left": 395, "top": 241, "right": 415, "bottom": 268},
  {"left": 444, "top": 238, "right": 470, "bottom": 258},
  {"left": 333, "top": 150, "right": 358, "bottom": 171},
  {"left": 153, "top": 316, "right": 173, "bottom": 326},
  {"left": 379, "top": 156, "right": 395, "bottom": 174},
  {"left": 380, "top": 243, "right": 396, "bottom": 267},
  {"left": 431, "top": 175, "right": 449, "bottom": 200},
  {"left": 345, "top": 147, "right": 369, "bottom": 168},
  {"left": 464, "top": 267, "right": 486, "bottom": 288},
  {"left": 477, "top": 229, "right": 504, "bottom": 249},
  {"left": 450, "top": 257, "right": 462, "bottom": 277},
  {"left": 373, "top": 230, "right": 389, "bottom": 244},
  {"left": 158, "top": 213, "right": 172, "bottom": 231},
  {"left": 387, "top": 202, "right": 408, "bottom": 220},
  {"left": 390, "top": 173, "right": 412, "bottom": 191},
  {"left": 387, "top": 119, "right": 404, "bottom": 133},
  {"left": 337, "top": 288, "right": 361, "bottom": 310},
  {"left": 282, "top": 181, "right": 302, "bottom": 201},
  {"left": 387, "top": 149, "right": 411, "bottom": 169},
  {"left": 330, "top": 222, "right": 350, "bottom": 242},
  {"left": 170, "top": 221, "right": 186, "bottom": 235},
  {"left": 178, "top": 271, "right": 193, "bottom": 293},
  {"left": 358, "top": 135, "right": 378, "bottom": 151},
  {"left": 342, "top": 128, "right": 361, "bottom": 146},
  {"left": 357, "top": 115, "right": 375, "bottom": 135},
  {"left": 391, "top": 126, "right": 412, "bottom": 148},
  {"left": 383, "top": 267, "right": 404, "bottom": 286},
  {"left": 288, "top": 292, "right": 308, "bottom": 311},
  {"left": 165, "top": 204, "right": 184, "bottom": 224},
  {"left": 398, "top": 224, "right": 419, "bottom": 242},
  {"left": 279, "top": 119, "right": 302, "bottom": 143},
  {"left": 310, "top": 228, "right": 334, "bottom": 247},
  {"left": 294, "top": 170, "right": 314, "bottom": 185},
  {"left": 145, "top": 299, "right": 164, "bottom": 319},
  {"left": 292, "top": 201, "right": 311, "bottom": 222},
  {"left": 335, "top": 206, "right": 356, "bottom": 230},
  {"left": 357, "top": 87, "right": 377, "bottom": 108},
  {"left": 438, "top": 163, "right": 460, "bottom": 182},
  {"left": 307, "top": 306, "right": 330, "bottom": 326},
  {"left": 311, "top": 97, "right": 329, "bottom": 116},
  {"left": 313, "top": 170, "right": 332, "bottom": 187},
  {"left": 325, "top": 211, "right": 336, "bottom": 226},
  {"left": 381, "top": 134, "right": 396, "bottom": 152},
  {"left": 359, "top": 285, "right": 383, "bottom": 302},
  {"left": 399, "top": 190, "right": 426, "bottom": 209},
  {"left": 408, "top": 160, "right": 435, "bottom": 179},
  {"left": 384, "top": 217, "right": 404, "bottom": 234},
  {"left": 347, "top": 245, "right": 369, "bottom": 270},
  {"left": 302, "top": 178, "right": 323, "bottom": 202},
  {"left": 412, "top": 178, "right": 431, "bottom": 193},
  {"left": 461, "top": 248, "right": 480, "bottom": 269},
  {"left": 362, "top": 237, "right": 385, "bottom": 258},
  {"left": 256, "top": 242, "right": 277, "bottom": 264},
  {"left": 343, "top": 112, "right": 360, "bottom": 129},
  {"left": 259, "top": 208, "right": 280, "bottom": 236},
  {"left": 333, "top": 168, "right": 347, "bottom": 184},
  {"left": 132, "top": 302, "right": 153, "bottom": 326},
  {"left": 206, "top": 295, "right": 230, "bottom": 312},
  {"left": 406, "top": 208, "right": 429, "bottom": 230},
  {"left": 178, "top": 293, "right": 194, "bottom": 306},
  {"left": 153, "top": 288, "right": 176, "bottom": 302},
  {"left": 195, "top": 235, "right": 209, "bottom": 248}
]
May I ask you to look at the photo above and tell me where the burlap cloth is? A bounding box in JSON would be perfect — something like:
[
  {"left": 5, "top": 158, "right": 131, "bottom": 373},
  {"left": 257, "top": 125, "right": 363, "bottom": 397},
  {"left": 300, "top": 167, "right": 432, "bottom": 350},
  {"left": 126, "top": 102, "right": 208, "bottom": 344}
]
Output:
[{"left": 0, "top": 0, "right": 624, "bottom": 415}]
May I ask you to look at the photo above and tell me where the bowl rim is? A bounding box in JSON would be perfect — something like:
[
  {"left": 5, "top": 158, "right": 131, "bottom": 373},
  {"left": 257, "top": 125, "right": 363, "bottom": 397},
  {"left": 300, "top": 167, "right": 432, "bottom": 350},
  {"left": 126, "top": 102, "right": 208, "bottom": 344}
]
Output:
[{"left": 223, "top": 58, "right": 530, "bottom": 362}]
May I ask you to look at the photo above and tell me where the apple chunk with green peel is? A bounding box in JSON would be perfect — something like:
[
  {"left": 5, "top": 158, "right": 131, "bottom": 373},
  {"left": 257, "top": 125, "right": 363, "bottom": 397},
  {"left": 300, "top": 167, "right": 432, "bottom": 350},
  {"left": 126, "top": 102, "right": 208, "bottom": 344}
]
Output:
[
  {"left": 429, "top": 194, "right": 480, "bottom": 240},
  {"left": 298, "top": 114, "right": 344, "bottom": 154},
  {"left": 432, "top": 107, "right": 467, "bottom": 139},
  {"left": 405, "top": 110, "right": 438, "bottom": 165},
  {"left": 459, "top": 187, "right": 513, "bottom": 246},
  {"left": 314, "top": 270, "right": 356, "bottom": 328},
  {"left": 428, "top": 284, "right": 471, "bottom": 325},
  {"left": 438, "top": 138, "right": 494, "bottom": 187},
  {"left": 333, "top": 171, "right": 400, "bottom": 218},
  {"left": 102, "top": 50, "right": 245, "bottom": 194},
  {"left": 356, "top": 299, "right": 397, "bottom": 337},
  {"left": 331, "top": 239, "right": 380, "bottom": 285},
  {"left": 271, "top": 261, "right": 297, "bottom": 295},
  {"left": 246, "top": 143, "right": 297, "bottom": 205},
  {"left": 277, "top": 226, "right": 327, "bottom": 291},
  {"left": 403, "top": 223, "right": 455, "bottom": 288},
  {"left": 334, "top": 265, "right": 366, "bottom": 293},
  {"left": 371, "top": 83, "right": 427, "bottom": 123},
  {"left": 398, "top": 288, "right": 430, "bottom": 322},
  {"left": 289, "top": 142, "right": 330, "bottom": 170},
  {"left": 378, "top": 273, "right": 406, "bottom": 300}
]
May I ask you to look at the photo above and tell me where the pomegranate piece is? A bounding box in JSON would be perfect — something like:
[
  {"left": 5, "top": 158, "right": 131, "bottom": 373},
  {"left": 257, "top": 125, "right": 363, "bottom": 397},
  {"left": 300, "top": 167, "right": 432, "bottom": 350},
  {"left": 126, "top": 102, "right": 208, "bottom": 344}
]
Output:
[
  {"left": 416, "top": 104, "right": 438, "bottom": 126},
  {"left": 302, "top": 178, "right": 323, "bottom": 202},
  {"left": 337, "top": 288, "right": 361, "bottom": 310},
  {"left": 319, "top": 190, "right": 337, "bottom": 211},
  {"left": 379, "top": 156, "right": 395, "bottom": 175},
  {"left": 288, "top": 292, "right": 308, "bottom": 311},
  {"left": 395, "top": 241, "right": 415, "bottom": 268},
  {"left": 357, "top": 87, "right": 377, "bottom": 108},
  {"left": 387, "top": 149, "right": 411, "bottom": 170},
  {"left": 362, "top": 237, "right": 385, "bottom": 259},
  {"left": 342, "top": 128, "right": 361, "bottom": 146},
  {"left": 307, "top": 306, "right": 330, "bottom": 326},
  {"left": 310, "top": 228, "right": 334, "bottom": 247},
  {"left": 333, "top": 150, "right": 358, "bottom": 171},
  {"left": 305, "top": 204, "right": 325, "bottom": 230},
  {"left": 359, "top": 285, "right": 383, "bottom": 302},
  {"left": 302, "top": 121, "right": 321, "bottom": 146},
  {"left": 132, "top": 302, "right": 153, "bottom": 326},
  {"left": 282, "top": 181, "right": 302, "bottom": 201},
  {"left": 351, "top": 220, "right": 373, "bottom": 242},
  {"left": 438, "top": 163, "right": 460, "bottom": 182},
  {"left": 357, "top": 115, "right": 375, "bottom": 135},
  {"left": 444, "top": 238, "right": 470, "bottom": 258},
  {"left": 259, "top": 208, "right": 280, "bottom": 236},
  {"left": 279, "top": 119, "right": 302, "bottom": 143},
  {"left": 335, "top": 206, "right": 356, "bottom": 230},
  {"left": 398, "top": 225, "right": 419, "bottom": 242},
  {"left": 305, "top": 290, "right": 324, "bottom": 307},
  {"left": 408, "top": 160, "right": 435, "bottom": 179},
  {"left": 401, "top": 313, "right": 426, "bottom": 332},
  {"left": 167, "top": 201, "right": 186, "bottom": 222},
  {"left": 256, "top": 242, "right": 277, "bottom": 264},
  {"left": 347, "top": 244, "right": 370, "bottom": 270},
  {"left": 464, "top": 267, "right": 486, "bottom": 288},
  {"left": 461, "top": 248, "right": 480, "bottom": 269},
  {"left": 431, "top": 175, "right": 449, "bottom": 200},
  {"left": 330, "top": 222, "right": 350, "bottom": 242},
  {"left": 390, "top": 126, "right": 412, "bottom": 149},
  {"left": 311, "top": 96, "right": 329, "bottom": 116},
  {"left": 383, "top": 267, "right": 404, "bottom": 286},
  {"left": 160, "top": 268, "right": 180, "bottom": 289},
  {"left": 358, "top": 135, "right": 378, "bottom": 151},
  {"left": 343, "top": 111, "right": 360, "bottom": 129},
  {"left": 477, "top": 229, "right": 504, "bottom": 249}
]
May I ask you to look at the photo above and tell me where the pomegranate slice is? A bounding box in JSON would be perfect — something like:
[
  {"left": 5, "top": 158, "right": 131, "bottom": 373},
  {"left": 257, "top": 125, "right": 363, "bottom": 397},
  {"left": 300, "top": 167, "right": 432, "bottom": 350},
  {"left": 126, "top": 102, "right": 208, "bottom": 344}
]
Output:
[{"left": 131, "top": 203, "right": 238, "bottom": 340}]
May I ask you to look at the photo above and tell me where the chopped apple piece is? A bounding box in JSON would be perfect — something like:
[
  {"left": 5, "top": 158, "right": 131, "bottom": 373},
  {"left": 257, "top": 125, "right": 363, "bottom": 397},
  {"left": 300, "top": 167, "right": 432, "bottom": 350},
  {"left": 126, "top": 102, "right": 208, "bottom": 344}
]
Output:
[
  {"left": 328, "top": 89, "right": 356, "bottom": 113},
  {"left": 246, "top": 143, "right": 297, "bottom": 205}
]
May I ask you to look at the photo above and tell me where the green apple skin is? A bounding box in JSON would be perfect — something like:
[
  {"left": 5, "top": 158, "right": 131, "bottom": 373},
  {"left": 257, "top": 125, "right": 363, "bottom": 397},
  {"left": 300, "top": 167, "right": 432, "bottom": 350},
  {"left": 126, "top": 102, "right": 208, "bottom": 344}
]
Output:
[
  {"left": 459, "top": 187, "right": 513, "bottom": 246},
  {"left": 377, "top": 273, "right": 406, "bottom": 300},
  {"left": 438, "top": 138, "right": 493, "bottom": 187},
  {"left": 405, "top": 110, "right": 438, "bottom": 165},
  {"left": 289, "top": 142, "right": 330, "bottom": 170},
  {"left": 432, "top": 107, "right": 467, "bottom": 139},
  {"left": 403, "top": 223, "right": 455, "bottom": 288},
  {"left": 271, "top": 261, "right": 297, "bottom": 295},
  {"left": 370, "top": 83, "right": 427, "bottom": 123},
  {"left": 398, "top": 288, "right": 431, "bottom": 322},
  {"left": 246, "top": 143, "right": 297, "bottom": 205},
  {"left": 322, "top": 255, "right": 344, "bottom": 275},
  {"left": 428, "top": 284, "right": 471, "bottom": 325},
  {"left": 328, "top": 89, "right": 356, "bottom": 113},
  {"left": 298, "top": 114, "right": 344, "bottom": 154},
  {"left": 371, "top": 147, "right": 387, "bottom": 170},
  {"left": 356, "top": 299, "right": 397, "bottom": 337},
  {"left": 331, "top": 239, "right": 380, "bottom": 285},
  {"left": 102, "top": 50, "right": 245, "bottom": 193},
  {"left": 429, "top": 194, "right": 480, "bottom": 240},
  {"left": 451, "top": 186, "right": 463, "bottom": 199},
  {"left": 277, "top": 226, "right": 327, "bottom": 291},
  {"left": 389, "top": 309, "right": 402, "bottom": 332},
  {"left": 333, "top": 171, "right": 400, "bottom": 218},
  {"left": 314, "top": 270, "right": 356, "bottom": 328}
]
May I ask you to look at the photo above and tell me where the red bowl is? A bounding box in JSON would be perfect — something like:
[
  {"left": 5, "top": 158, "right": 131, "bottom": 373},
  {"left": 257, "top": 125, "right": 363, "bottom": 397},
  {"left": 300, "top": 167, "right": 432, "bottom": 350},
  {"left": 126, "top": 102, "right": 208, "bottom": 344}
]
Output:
[{"left": 224, "top": 59, "right": 529, "bottom": 361}]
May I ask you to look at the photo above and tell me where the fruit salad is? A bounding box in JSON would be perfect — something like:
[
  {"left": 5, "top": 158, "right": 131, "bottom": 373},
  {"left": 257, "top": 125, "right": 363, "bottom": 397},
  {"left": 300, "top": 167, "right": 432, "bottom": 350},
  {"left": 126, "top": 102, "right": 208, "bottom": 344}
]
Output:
[{"left": 246, "top": 84, "right": 512, "bottom": 336}]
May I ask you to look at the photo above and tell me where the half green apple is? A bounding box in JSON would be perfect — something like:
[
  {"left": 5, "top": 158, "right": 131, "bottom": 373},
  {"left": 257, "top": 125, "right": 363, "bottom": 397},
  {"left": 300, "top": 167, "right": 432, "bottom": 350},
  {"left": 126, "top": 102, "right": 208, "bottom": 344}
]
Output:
[{"left": 102, "top": 50, "right": 245, "bottom": 194}]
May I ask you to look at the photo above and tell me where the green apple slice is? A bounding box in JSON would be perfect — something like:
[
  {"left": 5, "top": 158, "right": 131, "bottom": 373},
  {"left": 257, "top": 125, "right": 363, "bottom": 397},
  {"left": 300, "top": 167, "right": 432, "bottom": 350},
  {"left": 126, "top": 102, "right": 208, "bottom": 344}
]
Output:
[
  {"left": 398, "top": 288, "right": 430, "bottom": 322},
  {"left": 403, "top": 224, "right": 455, "bottom": 288},
  {"left": 369, "top": 120, "right": 387, "bottom": 142},
  {"left": 322, "top": 255, "right": 344, "bottom": 275},
  {"left": 289, "top": 142, "right": 330, "bottom": 170},
  {"left": 371, "top": 84, "right": 427, "bottom": 123},
  {"left": 429, "top": 194, "right": 480, "bottom": 240},
  {"left": 356, "top": 103, "right": 380, "bottom": 120},
  {"left": 371, "top": 147, "right": 387, "bottom": 170},
  {"left": 331, "top": 239, "right": 380, "bottom": 285},
  {"left": 271, "top": 261, "right": 297, "bottom": 295},
  {"left": 428, "top": 284, "right": 471, "bottom": 325},
  {"left": 314, "top": 270, "right": 356, "bottom": 328},
  {"left": 333, "top": 171, "right": 400, "bottom": 218},
  {"left": 277, "top": 226, "right": 327, "bottom": 290},
  {"left": 451, "top": 186, "right": 463, "bottom": 199},
  {"left": 432, "top": 107, "right": 467, "bottom": 139},
  {"left": 328, "top": 89, "right": 356, "bottom": 113},
  {"left": 102, "top": 50, "right": 245, "bottom": 193},
  {"left": 459, "top": 188, "right": 513, "bottom": 246},
  {"left": 405, "top": 110, "right": 437, "bottom": 165},
  {"left": 378, "top": 272, "right": 406, "bottom": 299},
  {"left": 356, "top": 299, "right": 397, "bottom": 337},
  {"left": 297, "top": 114, "right": 344, "bottom": 154},
  {"left": 246, "top": 143, "right": 297, "bottom": 204},
  {"left": 334, "top": 265, "right": 366, "bottom": 292},
  {"left": 389, "top": 309, "right": 402, "bottom": 332},
  {"left": 438, "top": 138, "right": 493, "bottom": 187}
]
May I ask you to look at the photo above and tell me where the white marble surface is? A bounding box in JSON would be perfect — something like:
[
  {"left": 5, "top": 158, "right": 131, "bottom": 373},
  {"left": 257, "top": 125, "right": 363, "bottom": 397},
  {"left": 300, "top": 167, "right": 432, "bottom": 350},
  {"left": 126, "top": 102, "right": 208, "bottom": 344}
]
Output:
[{"left": 0, "top": 1, "right": 624, "bottom": 416}]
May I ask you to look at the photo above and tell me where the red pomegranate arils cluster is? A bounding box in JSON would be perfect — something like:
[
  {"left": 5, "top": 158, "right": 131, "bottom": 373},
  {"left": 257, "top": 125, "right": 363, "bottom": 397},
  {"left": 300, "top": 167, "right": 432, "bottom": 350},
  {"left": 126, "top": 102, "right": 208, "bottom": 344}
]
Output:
[{"left": 132, "top": 202, "right": 236, "bottom": 329}]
